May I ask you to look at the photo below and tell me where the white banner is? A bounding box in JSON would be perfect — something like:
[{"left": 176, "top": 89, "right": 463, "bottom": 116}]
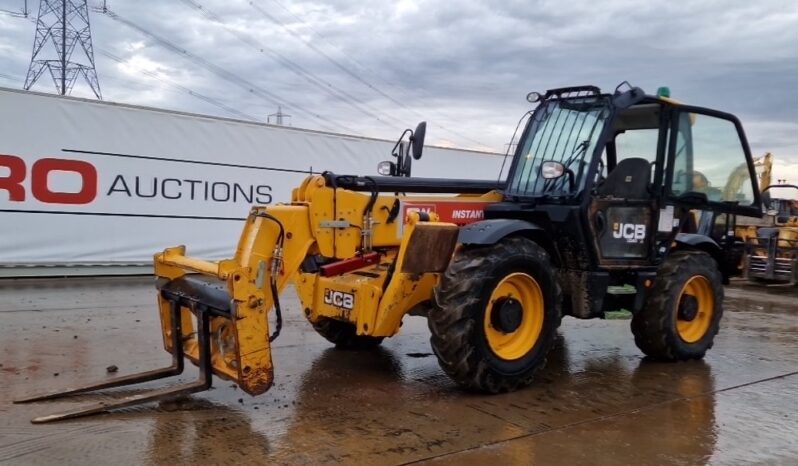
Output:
[{"left": 0, "top": 88, "right": 503, "bottom": 266}]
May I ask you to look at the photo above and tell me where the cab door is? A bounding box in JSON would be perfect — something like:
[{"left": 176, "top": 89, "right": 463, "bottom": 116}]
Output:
[
  {"left": 665, "top": 107, "right": 761, "bottom": 218},
  {"left": 588, "top": 103, "right": 669, "bottom": 266}
]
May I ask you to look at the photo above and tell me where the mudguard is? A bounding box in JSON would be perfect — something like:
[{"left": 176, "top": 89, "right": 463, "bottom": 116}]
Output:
[
  {"left": 458, "top": 219, "right": 545, "bottom": 245},
  {"left": 674, "top": 233, "right": 722, "bottom": 255},
  {"left": 674, "top": 233, "right": 729, "bottom": 281}
]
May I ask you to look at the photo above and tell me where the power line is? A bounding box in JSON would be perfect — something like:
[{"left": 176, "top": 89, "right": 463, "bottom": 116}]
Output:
[
  {"left": 249, "top": 1, "right": 408, "bottom": 110},
  {"left": 265, "top": 0, "right": 374, "bottom": 73},
  {"left": 7, "top": 21, "right": 262, "bottom": 123},
  {"left": 7, "top": 4, "right": 342, "bottom": 132},
  {"left": 9, "top": 13, "right": 253, "bottom": 122},
  {"left": 11, "top": 2, "right": 493, "bottom": 148},
  {"left": 99, "top": 7, "right": 354, "bottom": 134},
  {"left": 262, "top": 0, "right": 420, "bottom": 103},
  {"left": 16, "top": 42, "right": 255, "bottom": 121},
  {"left": 176, "top": 0, "right": 406, "bottom": 132},
  {"left": 252, "top": 0, "right": 491, "bottom": 149},
  {"left": 0, "top": 0, "right": 28, "bottom": 17},
  {"left": 0, "top": 72, "right": 23, "bottom": 82},
  {"left": 96, "top": 48, "right": 261, "bottom": 122}
]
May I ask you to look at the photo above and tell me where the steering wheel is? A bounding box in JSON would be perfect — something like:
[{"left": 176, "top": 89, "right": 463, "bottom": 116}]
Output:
[
  {"left": 593, "top": 158, "right": 606, "bottom": 191},
  {"left": 597, "top": 158, "right": 606, "bottom": 184}
]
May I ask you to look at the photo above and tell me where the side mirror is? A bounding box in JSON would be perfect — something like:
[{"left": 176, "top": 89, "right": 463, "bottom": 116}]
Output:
[
  {"left": 377, "top": 160, "right": 395, "bottom": 176},
  {"left": 410, "top": 121, "right": 426, "bottom": 160},
  {"left": 540, "top": 160, "right": 575, "bottom": 191},
  {"left": 541, "top": 161, "right": 566, "bottom": 179}
]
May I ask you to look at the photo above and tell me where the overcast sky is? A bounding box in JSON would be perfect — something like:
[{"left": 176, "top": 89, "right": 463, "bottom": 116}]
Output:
[{"left": 1, "top": 0, "right": 798, "bottom": 177}]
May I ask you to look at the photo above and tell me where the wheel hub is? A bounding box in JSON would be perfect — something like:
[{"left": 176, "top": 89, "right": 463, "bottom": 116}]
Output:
[
  {"left": 491, "top": 297, "right": 523, "bottom": 333},
  {"left": 678, "top": 295, "right": 699, "bottom": 321}
]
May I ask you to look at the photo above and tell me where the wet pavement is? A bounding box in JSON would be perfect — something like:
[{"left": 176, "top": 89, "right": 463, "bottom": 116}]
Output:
[{"left": 0, "top": 277, "right": 796, "bottom": 465}]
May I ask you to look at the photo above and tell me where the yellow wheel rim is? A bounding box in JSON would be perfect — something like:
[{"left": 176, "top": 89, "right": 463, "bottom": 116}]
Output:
[
  {"left": 676, "top": 275, "right": 714, "bottom": 343},
  {"left": 483, "top": 272, "right": 544, "bottom": 360}
]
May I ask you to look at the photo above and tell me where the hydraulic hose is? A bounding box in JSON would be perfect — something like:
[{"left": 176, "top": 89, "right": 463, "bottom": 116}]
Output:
[
  {"left": 268, "top": 279, "right": 282, "bottom": 342},
  {"left": 253, "top": 211, "right": 285, "bottom": 342}
]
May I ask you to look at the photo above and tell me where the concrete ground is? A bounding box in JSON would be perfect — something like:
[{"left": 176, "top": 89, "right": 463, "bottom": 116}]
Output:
[{"left": 0, "top": 277, "right": 796, "bottom": 465}]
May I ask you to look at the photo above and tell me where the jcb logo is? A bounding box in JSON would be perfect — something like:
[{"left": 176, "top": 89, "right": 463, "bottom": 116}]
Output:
[
  {"left": 612, "top": 223, "right": 646, "bottom": 243},
  {"left": 323, "top": 289, "right": 354, "bottom": 310}
]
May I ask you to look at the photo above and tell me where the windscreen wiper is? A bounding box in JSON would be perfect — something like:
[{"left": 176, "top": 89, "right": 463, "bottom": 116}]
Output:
[{"left": 542, "top": 141, "right": 589, "bottom": 194}]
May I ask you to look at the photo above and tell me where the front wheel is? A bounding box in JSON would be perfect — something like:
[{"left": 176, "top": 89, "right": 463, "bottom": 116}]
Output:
[
  {"left": 632, "top": 251, "right": 723, "bottom": 360},
  {"left": 429, "top": 237, "right": 561, "bottom": 393}
]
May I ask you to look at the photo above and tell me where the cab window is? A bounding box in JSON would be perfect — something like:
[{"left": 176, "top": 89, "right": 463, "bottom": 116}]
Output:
[
  {"left": 610, "top": 103, "right": 665, "bottom": 186},
  {"left": 670, "top": 112, "right": 756, "bottom": 205},
  {"left": 616, "top": 128, "right": 659, "bottom": 164}
]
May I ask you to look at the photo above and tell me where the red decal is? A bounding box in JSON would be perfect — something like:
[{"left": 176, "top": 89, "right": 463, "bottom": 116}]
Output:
[
  {"left": 31, "top": 158, "right": 98, "bottom": 204},
  {"left": 0, "top": 154, "right": 26, "bottom": 201},
  {"left": 402, "top": 200, "right": 496, "bottom": 226},
  {"left": 320, "top": 252, "right": 381, "bottom": 277}
]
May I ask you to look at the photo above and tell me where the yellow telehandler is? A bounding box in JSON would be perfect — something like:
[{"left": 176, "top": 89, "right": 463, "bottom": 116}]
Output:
[
  {"left": 742, "top": 184, "right": 798, "bottom": 283},
  {"left": 723, "top": 153, "right": 798, "bottom": 283},
  {"left": 18, "top": 84, "right": 763, "bottom": 422}
]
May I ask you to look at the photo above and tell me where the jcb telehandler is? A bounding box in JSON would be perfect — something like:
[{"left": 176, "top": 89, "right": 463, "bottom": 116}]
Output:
[
  {"left": 18, "top": 83, "right": 762, "bottom": 423},
  {"left": 742, "top": 184, "right": 798, "bottom": 284}
]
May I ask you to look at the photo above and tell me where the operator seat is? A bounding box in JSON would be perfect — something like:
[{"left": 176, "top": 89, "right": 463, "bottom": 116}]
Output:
[{"left": 596, "top": 157, "right": 651, "bottom": 199}]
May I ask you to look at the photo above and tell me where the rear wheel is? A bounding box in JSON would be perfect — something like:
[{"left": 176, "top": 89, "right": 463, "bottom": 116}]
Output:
[
  {"left": 312, "top": 317, "right": 384, "bottom": 349},
  {"left": 632, "top": 251, "right": 723, "bottom": 360},
  {"left": 429, "top": 237, "right": 560, "bottom": 393}
]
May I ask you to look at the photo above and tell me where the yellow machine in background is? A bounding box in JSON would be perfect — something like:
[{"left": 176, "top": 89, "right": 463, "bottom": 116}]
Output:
[
  {"left": 734, "top": 152, "right": 773, "bottom": 243},
  {"left": 726, "top": 152, "right": 772, "bottom": 205},
  {"left": 741, "top": 182, "right": 798, "bottom": 284},
  {"left": 726, "top": 152, "right": 798, "bottom": 283}
]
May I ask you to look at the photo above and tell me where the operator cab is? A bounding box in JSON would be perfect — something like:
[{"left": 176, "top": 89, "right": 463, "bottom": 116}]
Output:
[{"left": 493, "top": 83, "right": 761, "bottom": 318}]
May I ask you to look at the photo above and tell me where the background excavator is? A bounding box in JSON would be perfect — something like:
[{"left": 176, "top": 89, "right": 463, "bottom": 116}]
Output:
[
  {"left": 686, "top": 153, "right": 772, "bottom": 273},
  {"left": 721, "top": 153, "right": 798, "bottom": 284},
  {"left": 17, "top": 84, "right": 763, "bottom": 423}
]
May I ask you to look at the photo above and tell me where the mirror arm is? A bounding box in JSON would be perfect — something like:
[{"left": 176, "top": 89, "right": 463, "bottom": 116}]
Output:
[
  {"left": 566, "top": 169, "right": 575, "bottom": 191},
  {"left": 391, "top": 129, "right": 412, "bottom": 159}
]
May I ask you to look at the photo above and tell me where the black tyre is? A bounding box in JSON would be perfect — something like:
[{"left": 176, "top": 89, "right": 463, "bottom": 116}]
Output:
[
  {"left": 632, "top": 251, "right": 723, "bottom": 360},
  {"left": 429, "top": 237, "right": 560, "bottom": 393},
  {"left": 312, "top": 317, "right": 384, "bottom": 349}
]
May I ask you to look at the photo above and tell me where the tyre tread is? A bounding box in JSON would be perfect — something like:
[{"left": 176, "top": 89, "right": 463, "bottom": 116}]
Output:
[
  {"left": 631, "top": 250, "right": 723, "bottom": 361},
  {"left": 430, "top": 237, "right": 560, "bottom": 393}
]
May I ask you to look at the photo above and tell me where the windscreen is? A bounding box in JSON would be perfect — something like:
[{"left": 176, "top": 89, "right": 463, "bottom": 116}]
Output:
[{"left": 507, "top": 96, "right": 611, "bottom": 196}]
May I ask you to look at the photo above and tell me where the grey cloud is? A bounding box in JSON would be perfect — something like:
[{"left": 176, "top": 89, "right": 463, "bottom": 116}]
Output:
[{"left": 0, "top": 0, "right": 797, "bottom": 162}]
